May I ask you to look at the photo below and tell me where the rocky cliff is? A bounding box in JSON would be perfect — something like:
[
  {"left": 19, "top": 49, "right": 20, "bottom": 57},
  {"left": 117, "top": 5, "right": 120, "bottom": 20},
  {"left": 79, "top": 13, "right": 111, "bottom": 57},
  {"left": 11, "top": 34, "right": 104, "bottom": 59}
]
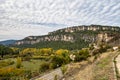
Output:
[{"left": 15, "top": 25, "right": 120, "bottom": 47}]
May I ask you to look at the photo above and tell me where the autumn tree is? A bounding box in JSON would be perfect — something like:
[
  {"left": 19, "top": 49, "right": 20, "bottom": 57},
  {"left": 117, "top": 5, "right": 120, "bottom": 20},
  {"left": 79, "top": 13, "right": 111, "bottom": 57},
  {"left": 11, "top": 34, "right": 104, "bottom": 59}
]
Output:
[
  {"left": 20, "top": 48, "right": 37, "bottom": 57},
  {"left": 38, "top": 48, "right": 53, "bottom": 56}
]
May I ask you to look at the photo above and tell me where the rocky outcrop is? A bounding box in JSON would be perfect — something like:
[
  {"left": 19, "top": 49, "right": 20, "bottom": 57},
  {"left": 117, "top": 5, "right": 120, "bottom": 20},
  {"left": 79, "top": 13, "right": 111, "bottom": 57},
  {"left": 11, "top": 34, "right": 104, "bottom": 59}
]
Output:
[
  {"left": 15, "top": 25, "right": 120, "bottom": 45},
  {"left": 48, "top": 25, "right": 120, "bottom": 35},
  {"left": 15, "top": 35, "right": 74, "bottom": 45}
]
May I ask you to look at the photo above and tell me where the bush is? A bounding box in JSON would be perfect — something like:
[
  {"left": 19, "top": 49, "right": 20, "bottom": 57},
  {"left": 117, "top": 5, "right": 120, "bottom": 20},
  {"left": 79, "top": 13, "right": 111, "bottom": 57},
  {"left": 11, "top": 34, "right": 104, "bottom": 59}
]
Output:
[
  {"left": 39, "top": 62, "right": 50, "bottom": 73},
  {"left": 0, "top": 60, "right": 14, "bottom": 68},
  {"left": 24, "top": 70, "right": 32, "bottom": 79},
  {"left": 55, "top": 49, "right": 69, "bottom": 55},
  {"left": 50, "top": 55, "right": 66, "bottom": 69},
  {"left": 74, "top": 49, "right": 90, "bottom": 62},
  {"left": 61, "top": 65, "right": 68, "bottom": 74},
  {"left": 32, "top": 56, "right": 50, "bottom": 61},
  {"left": 0, "top": 67, "right": 25, "bottom": 79},
  {"left": 16, "top": 57, "right": 22, "bottom": 68},
  {"left": 54, "top": 75, "right": 58, "bottom": 80}
]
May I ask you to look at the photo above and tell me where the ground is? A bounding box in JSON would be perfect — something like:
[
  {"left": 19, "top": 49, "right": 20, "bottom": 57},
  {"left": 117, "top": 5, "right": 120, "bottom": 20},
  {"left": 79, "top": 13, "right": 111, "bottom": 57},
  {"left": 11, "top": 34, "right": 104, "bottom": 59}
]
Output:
[{"left": 62, "top": 51, "right": 118, "bottom": 80}]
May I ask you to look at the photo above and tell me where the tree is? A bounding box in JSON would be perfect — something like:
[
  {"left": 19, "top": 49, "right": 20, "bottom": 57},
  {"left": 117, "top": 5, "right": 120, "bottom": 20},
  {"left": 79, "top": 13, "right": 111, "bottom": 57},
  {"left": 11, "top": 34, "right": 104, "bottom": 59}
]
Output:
[
  {"left": 39, "top": 48, "right": 53, "bottom": 56},
  {"left": 55, "top": 49, "right": 69, "bottom": 55},
  {"left": 0, "top": 45, "right": 13, "bottom": 58},
  {"left": 11, "top": 47, "right": 19, "bottom": 54},
  {"left": 20, "top": 48, "right": 37, "bottom": 57}
]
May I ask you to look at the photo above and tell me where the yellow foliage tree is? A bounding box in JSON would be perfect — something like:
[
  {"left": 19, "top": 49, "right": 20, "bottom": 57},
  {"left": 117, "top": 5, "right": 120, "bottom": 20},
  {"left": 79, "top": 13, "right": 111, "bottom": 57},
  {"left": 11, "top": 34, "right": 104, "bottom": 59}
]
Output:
[
  {"left": 20, "top": 48, "right": 37, "bottom": 56},
  {"left": 39, "top": 48, "right": 53, "bottom": 56},
  {"left": 55, "top": 49, "right": 69, "bottom": 55}
]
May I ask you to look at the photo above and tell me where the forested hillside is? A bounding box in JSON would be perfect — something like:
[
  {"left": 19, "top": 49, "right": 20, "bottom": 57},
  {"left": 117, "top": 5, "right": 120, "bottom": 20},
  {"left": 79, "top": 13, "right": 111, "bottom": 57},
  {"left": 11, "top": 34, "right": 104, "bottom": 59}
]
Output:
[{"left": 13, "top": 25, "right": 120, "bottom": 50}]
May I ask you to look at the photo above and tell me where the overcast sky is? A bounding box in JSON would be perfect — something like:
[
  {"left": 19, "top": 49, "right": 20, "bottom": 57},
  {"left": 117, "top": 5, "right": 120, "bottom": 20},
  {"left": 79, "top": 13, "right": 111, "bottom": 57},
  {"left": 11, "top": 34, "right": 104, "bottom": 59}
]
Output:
[{"left": 0, "top": 0, "right": 120, "bottom": 41}]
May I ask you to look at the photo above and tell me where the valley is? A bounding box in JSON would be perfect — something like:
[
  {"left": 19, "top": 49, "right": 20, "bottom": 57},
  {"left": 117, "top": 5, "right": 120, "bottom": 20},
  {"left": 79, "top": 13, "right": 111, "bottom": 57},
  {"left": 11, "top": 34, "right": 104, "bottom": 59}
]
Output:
[{"left": 0, "top": 25, "right": 120, "bottom": 80}]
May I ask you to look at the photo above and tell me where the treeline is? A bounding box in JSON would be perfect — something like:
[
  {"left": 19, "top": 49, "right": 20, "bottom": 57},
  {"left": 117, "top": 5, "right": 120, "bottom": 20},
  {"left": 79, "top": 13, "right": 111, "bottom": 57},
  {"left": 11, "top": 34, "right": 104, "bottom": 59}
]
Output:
[{"left": 13, "top": 40, "right": 89, "bottom": 50}]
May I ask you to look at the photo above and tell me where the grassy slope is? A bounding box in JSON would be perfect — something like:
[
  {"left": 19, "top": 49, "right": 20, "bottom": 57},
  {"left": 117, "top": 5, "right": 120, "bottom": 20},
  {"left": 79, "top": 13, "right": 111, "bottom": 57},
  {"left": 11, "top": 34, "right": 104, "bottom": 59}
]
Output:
[
  {"left": 62, "top": 50, "right": 119, "bottom": 80},
  {"left": 92, "top": 51, "right": 116, "bottom": 80}
]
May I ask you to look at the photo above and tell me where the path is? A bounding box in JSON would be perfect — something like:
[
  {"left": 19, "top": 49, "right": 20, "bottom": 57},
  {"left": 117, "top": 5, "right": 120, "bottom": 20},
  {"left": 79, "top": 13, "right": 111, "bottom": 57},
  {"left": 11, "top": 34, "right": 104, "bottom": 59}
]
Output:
[
  {"left": 115, "top": 52, "right": 120, "bottom": 80},
  {"left": 116, "top": 54, "right": 120, "bottom": 72},
  {"left": 31, "top": 68, "right": 63, "bottom": 80}
]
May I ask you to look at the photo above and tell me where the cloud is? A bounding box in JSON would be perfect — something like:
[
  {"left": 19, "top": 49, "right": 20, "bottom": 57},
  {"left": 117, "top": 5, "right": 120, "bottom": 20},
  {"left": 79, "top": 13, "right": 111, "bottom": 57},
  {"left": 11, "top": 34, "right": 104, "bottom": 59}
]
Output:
[
  {"left": 0, "top": 0, "right": 120, "bottom": 40},
  {"left": 27, "top": 22, "right": 66, "bottom": 27}
]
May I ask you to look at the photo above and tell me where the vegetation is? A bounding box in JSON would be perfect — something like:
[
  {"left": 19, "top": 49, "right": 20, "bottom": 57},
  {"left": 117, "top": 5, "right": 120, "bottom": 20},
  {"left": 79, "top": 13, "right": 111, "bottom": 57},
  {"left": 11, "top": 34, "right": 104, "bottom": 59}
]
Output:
[
  {"left": 0, "top": 60, "right": 14, "bottom": 68},
  {"left": 39, "top": 62, "right": 50, "bottom": 73},
  {"left": 14, "top": 40, "right": 89, "bottom": 50},
  {"left": 61, "top": 65, "right": 68, "bottom": 74},
  {"left": 0, "top": 67, "right": 25, "bottom": 80},
  {"left": 93, "top": 52, "right": 115, "bottom": 80},
  {"left": 0, "top": 45, "right": 13, "bottom": 58},
  {"left": 0, "top": 46, "right": 92, "bottom": 79},
  {"left": 16, "top": 57, "right": 22, "bottom": 68},
  {"left": 0, "top": 39, "right": 116, "bottom": 79},
  {"left": 0, "top": 25, "right": 120, "bottom": 79},
  {"left": 74, "top": 49, "right": 90, "bottom": 62}
]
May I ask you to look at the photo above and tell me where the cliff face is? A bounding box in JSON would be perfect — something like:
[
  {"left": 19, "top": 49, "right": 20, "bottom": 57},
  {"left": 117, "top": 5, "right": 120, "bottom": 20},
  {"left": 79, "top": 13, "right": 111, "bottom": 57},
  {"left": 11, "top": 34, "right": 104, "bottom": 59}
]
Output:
[
  {"left": 48, "top": 25, "right": 120, "bottom": 34},
  {"left": 16, "top": 35, "right": 74, "bottom": 45},
  {"left": 15, "top": 25, "right": 120, "bottom": 46}
]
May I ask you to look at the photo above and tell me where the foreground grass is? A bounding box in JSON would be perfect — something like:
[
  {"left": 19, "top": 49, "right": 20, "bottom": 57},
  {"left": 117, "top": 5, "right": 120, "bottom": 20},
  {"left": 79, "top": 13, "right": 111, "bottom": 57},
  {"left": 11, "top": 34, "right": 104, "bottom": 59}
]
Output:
[
  {"left": 93, "top": 51, "right": 118, "bottom": 80},
  {"left": 62, "top": 51, "right": 118, "bottom": 80}
]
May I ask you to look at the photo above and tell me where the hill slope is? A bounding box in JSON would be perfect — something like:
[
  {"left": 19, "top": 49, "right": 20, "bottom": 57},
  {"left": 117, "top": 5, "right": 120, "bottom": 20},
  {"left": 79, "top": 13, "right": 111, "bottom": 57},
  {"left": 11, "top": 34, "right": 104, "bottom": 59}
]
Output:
[
  {"left": 0, "top": 40, "right": 16, "bottom": 46},
  {"left": 13, "top": 25, "right": 120, "bottom": 50}
]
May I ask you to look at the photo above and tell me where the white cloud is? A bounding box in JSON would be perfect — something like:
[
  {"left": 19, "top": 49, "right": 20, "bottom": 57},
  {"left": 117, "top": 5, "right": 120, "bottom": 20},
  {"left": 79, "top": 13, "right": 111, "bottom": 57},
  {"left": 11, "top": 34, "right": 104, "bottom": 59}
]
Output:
[{"left": 0, "top": 0, "right": 120, "bottom": 40}]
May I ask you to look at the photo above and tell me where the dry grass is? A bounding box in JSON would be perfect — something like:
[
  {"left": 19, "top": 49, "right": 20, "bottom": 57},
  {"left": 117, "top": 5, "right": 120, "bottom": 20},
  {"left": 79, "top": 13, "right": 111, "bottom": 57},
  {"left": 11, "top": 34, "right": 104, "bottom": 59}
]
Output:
[
  {"left": 62, "top": 51, "right": 118, "bottom": 80},
  {"left": 92, "top": 51, "right": 116, "bottom": 80}
]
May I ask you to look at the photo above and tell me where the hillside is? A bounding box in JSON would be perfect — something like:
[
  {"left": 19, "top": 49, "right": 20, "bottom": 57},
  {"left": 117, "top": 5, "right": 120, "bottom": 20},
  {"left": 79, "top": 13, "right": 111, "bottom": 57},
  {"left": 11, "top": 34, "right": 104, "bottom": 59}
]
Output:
[
  {"left": 0, "top": 40, "right": 16, "bottom": 46},
  {"left": 13, "top": 25, "right": 120, "bottom": 50}
]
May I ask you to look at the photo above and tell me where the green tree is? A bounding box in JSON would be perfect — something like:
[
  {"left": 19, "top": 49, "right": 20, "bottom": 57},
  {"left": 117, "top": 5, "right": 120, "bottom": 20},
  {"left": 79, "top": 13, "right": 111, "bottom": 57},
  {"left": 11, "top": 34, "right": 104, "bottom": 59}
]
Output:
[{"left": 0, "top": 45, "right": 13, "bottom": 58}]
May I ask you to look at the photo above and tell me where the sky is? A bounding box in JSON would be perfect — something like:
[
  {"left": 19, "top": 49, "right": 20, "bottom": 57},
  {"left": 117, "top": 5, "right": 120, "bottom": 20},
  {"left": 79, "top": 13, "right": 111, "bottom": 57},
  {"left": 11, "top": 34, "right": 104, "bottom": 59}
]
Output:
[{"left": 0, "top": 0, "right": 120, "bottom": 41}]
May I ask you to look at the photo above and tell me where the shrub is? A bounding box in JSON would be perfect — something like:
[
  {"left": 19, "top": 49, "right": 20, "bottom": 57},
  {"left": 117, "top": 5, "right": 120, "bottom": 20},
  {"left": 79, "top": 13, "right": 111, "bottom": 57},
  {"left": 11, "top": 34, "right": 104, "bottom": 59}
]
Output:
[
  {"left": 24, "top": 70, "right": 32, "bottom": 79},
  {"left": 61, "top": 65, "right": 68, "bottom": 74},
  {"left": 0, "top": 67, "right": 24, "bottom": 79},
  {"left": 39, "top": 48, "right": 53, "bottom": 56},
  {"left": 54, "top": 75, "right": 58, "bottom": 80},
  {"left": 50, "top": 55, "right": 66, "bottom": 69},
  {"left": 55, "top": 49, "right": 69, "bottom": 55},
  {"left": 31, "top": 71, "right": 39, "bottom": 77},
  {"left": 92, "top": 49, "right": 100, "bottom": 55},
  {"left": 16, "top": 57, "right": 22, "bottom": 68},
  {"left": 39, "top": 62, "right": 50, "bottom": 73},
  {"left": 74, "top": 49, "right": 90, "bottom": 62},
  {"left": 0, "top": 60, "right": 14, "bottom": 68}
]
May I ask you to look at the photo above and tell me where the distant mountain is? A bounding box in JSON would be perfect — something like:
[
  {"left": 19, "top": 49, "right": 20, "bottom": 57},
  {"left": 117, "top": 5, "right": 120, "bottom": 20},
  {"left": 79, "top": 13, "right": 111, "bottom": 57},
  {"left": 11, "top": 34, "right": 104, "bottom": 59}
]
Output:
[
  {"left": 13, "top": 25, "right": 120, "bottom": 50},
  {"left": 0, "top": 40, "right": 16, "bottom": 46}
]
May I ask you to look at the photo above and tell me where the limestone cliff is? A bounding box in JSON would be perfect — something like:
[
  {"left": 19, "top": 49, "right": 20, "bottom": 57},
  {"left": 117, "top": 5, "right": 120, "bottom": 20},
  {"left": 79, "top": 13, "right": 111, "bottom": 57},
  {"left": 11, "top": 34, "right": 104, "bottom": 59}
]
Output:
[{"left": 15, "top": 25, "right": 120, "bottom": 46}]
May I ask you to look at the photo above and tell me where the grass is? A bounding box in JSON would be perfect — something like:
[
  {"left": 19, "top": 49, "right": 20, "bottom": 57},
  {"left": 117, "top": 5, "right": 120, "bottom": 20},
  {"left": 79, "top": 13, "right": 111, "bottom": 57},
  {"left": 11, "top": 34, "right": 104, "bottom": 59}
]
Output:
[
  {"left": 93, "top": 51, "right": 118, "bottom": 80},
  {"left": 0, "top": 58, "right": 45, "bottom": 72},
  {"left": 97, "top": 58, "right": 109, "bottom": 68},
  {"left": 0, "top": 60, "right": 14, "bottom": 68},
  {"left": 22, "top": 59, "right": 45, "bottom": 72}
]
